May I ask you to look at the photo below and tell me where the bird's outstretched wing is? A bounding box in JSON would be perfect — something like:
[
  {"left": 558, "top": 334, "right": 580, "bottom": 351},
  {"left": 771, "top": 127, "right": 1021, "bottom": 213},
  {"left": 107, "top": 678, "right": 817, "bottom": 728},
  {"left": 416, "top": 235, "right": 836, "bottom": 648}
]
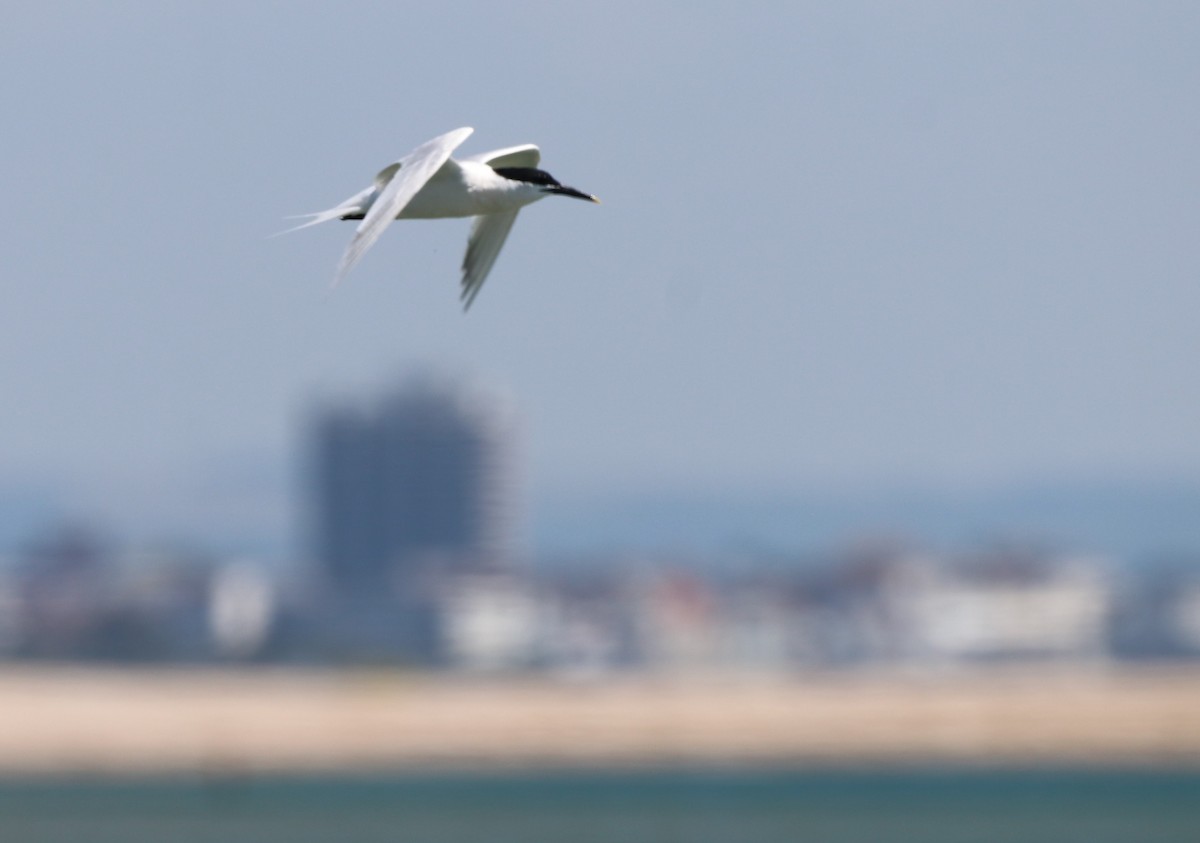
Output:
[
  {"left": 332, "top": 126, "right": 474, "bottom": 288},
  {"left": 465, "top": 144, "right": 540, "bottom": 169},
  {"left": 454, "top": 143, "right": 539, "bottom": 310},
  {"left": 461, "top": 209, "right": 519, "bottom": 310}
]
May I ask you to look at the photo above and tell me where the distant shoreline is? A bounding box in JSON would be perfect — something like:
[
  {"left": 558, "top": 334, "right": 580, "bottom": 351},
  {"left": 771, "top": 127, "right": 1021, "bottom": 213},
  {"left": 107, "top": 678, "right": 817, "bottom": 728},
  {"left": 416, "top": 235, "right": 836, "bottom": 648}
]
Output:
[{"left": 1, "top": 665, "right": 1198, "bottom": 774}]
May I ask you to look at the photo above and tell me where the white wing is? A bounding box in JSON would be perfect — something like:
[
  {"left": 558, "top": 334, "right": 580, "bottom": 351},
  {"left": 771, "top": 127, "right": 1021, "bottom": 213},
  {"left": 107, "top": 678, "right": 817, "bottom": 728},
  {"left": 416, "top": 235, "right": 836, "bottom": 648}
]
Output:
[
  {"left": 332, "top": 126, "right": 474, "bottom": 288},
  {"left": 465, "top": 144, "right": 540, "bottom": 169},
  {"left": 461, "top": 209, "right": 519, "bottom": 310},
  {"left": 457, "top": 143, "right": 540, "bottom": 308}
]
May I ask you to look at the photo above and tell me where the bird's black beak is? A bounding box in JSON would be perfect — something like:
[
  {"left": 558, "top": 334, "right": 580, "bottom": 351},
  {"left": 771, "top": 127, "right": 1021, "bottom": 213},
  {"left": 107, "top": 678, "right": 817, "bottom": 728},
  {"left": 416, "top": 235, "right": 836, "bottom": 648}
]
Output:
[{"left": 546, "top": 185, "right": 601, "bottom": 203}]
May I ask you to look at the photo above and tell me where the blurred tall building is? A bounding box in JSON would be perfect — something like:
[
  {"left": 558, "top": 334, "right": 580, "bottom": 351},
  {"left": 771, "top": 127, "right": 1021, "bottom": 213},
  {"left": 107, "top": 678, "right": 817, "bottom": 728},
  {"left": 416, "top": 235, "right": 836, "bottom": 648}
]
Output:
[{"left": 311, "top": 375, "right": 518, "bottom": 602}]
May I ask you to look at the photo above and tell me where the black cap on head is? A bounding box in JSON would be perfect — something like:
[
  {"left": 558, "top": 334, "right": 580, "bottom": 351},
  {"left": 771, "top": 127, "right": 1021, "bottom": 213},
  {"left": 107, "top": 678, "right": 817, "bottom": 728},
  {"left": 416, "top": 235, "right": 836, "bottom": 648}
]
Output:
[
  {"left": 493, "top": 166, "right": 599, "bottom": 202},
  {"left": 493, "top": 167, "right": 560, "bottom": 187}
]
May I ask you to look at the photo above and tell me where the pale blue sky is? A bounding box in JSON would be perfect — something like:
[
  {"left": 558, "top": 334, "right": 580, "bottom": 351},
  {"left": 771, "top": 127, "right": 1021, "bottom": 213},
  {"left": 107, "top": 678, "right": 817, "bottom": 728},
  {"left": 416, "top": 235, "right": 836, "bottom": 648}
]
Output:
[{"left": 2, "top": 3, "right": 1198, "bottom": 554}]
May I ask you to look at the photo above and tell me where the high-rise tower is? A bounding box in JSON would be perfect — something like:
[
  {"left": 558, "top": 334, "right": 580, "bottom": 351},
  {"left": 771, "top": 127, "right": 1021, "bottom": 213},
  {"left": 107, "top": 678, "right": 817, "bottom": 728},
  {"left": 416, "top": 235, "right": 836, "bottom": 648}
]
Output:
[{"left": 311, "top": 376, "right": 516, "bottom": 600}]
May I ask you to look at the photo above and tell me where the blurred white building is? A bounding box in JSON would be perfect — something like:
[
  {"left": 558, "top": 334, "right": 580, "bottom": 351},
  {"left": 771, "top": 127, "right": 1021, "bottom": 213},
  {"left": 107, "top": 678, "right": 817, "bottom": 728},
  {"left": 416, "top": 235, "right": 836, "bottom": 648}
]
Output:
[
  {"left": 440, "top": 574, "right": 537, "bottom": 671},
  {"left": 209, "top": 561, "right": 276, "bottom": 659},
  {"left": 889, "top": 555, "right": 1112, "bottom": 663}
]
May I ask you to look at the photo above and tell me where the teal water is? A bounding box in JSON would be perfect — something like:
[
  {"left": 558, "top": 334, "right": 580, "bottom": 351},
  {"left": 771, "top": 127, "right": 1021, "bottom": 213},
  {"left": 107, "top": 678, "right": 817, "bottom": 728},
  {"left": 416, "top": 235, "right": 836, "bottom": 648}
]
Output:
[{"left": 2, "top": 768, "right": 1197, "bottom": 843}]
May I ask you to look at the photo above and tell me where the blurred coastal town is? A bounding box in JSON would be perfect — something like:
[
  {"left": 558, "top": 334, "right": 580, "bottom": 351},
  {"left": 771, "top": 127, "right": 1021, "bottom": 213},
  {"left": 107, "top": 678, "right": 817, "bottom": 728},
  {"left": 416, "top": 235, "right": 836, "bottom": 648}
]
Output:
[{"left": 3, "top": 376, "right": 1199, "bottom": 674}]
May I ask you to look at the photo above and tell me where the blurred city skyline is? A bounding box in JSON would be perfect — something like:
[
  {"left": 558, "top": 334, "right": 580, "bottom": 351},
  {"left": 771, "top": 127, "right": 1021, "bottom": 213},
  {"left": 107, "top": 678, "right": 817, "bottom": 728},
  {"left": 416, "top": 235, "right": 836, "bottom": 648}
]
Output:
[
  {"left": 2, "top": 4, "right": 1199, "bottom": 564},
  {"left": 2, "top": 372, "right": 1198, "bottom": 672}
]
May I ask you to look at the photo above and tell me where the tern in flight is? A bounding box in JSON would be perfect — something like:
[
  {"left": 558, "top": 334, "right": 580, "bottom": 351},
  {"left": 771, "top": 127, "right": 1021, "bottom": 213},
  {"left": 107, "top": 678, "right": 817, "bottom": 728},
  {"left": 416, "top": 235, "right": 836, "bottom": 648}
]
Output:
[{"left": 281, "top": 127, "right": 599, "bottom": 309}]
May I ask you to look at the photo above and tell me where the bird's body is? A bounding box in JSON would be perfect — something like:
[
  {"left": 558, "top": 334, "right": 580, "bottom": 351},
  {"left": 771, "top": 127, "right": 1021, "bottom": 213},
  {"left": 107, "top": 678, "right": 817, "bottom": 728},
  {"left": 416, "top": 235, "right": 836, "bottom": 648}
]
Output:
[
  {"left": 281, "top": 127, "right": 598, "bottom": 309},
  {"left": 388, "top": 161, "right": 543, "bottom": 219}
]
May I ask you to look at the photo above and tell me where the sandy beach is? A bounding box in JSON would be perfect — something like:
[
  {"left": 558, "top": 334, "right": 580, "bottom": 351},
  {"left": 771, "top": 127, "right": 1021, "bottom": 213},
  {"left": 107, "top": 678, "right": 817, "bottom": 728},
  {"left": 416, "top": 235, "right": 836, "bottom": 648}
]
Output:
[{"left": 1, "top": 666, "right": 1198, "bottom": 774}]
